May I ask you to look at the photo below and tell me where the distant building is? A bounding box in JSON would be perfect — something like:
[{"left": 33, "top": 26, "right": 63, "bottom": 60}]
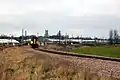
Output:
[{"left": 44, "top": 30, "right": 49, "bottom": 38}]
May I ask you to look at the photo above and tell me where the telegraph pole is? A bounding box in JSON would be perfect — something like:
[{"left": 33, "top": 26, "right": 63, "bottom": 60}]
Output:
[
  {"left": 25, "top": 30, "right": 27, "bottom": 41},
  {"left": 22, "top": 28, "right": 24, "bottom": 43},
  {"left": 58, "top": 30, "right": 61, "bottom": 44},
  {"left": 65, "top": 33, "right": 67, "bottom": 45}
]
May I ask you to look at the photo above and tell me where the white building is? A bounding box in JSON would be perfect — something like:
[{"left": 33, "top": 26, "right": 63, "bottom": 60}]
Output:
[{"left": 0, "top": 39, "right": 19, "bottom": 45}]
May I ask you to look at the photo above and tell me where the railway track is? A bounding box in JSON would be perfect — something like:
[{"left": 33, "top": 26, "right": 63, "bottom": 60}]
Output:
[
  {"left": 1, "top": 45, "right": 120, "bottom": 62},
  {"left": 35, "top": 48, "right": 120, "bottom": 62}
]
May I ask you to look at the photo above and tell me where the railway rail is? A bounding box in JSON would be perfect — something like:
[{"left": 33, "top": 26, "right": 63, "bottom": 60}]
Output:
[
  {"left": 1, "top": 44, "right": 120, "bottom": 62},
  {"left": 35, "top": 48, "right": 120, "bottom": 62}
]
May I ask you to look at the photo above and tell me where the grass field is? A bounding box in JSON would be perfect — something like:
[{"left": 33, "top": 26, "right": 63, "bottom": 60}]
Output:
[{"left": 71, "top": 46, "right": 120, "bottom": 58}]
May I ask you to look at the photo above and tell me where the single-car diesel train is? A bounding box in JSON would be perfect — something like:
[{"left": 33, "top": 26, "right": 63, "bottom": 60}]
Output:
[{"left": 30, "top": 36, "right": 39, "bottom": 48}]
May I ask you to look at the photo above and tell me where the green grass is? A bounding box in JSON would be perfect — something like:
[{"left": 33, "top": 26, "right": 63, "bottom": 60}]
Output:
[{"left": 71, "top": 46, "right": 120, "bottom": 58}]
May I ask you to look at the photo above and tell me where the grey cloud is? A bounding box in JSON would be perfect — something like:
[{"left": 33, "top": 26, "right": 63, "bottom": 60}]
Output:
[{"left": 0, "top": 11, "right": 120, "bottom": 37}]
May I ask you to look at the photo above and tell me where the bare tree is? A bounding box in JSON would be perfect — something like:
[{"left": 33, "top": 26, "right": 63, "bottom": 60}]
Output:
[
  {"left": 114, "top": 29, "right": 119, "bottom": 44},
  {"left": 109, "top": 30, "right": 113, "bottom": 44}
]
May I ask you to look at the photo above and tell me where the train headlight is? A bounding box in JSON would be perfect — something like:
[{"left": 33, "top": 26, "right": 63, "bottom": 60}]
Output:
[{"left": 31, "top": 41, "right": 33, "bottom": 44}]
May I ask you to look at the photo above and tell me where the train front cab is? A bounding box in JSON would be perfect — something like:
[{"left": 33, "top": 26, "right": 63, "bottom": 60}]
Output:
[{"left": 31, "top": 36, "right": 39, "bottom": 48}]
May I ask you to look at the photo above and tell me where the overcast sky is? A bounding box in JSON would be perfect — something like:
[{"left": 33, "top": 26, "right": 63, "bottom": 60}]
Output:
[{"left": 0, "top": 0, "right": 120, "bottom": 38}]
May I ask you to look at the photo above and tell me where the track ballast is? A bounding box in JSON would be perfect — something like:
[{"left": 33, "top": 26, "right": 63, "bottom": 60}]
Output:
[{"left": 35, "top": 48, "right": 120, "bottom": 62}]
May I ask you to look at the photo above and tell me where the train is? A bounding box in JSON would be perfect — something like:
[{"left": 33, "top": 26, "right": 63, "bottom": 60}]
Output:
[{"left": 30, "top": 36, "right": 39, "bottom": 48}]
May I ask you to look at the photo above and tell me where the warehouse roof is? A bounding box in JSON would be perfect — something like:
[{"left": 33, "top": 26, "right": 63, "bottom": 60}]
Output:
[{"left": 0, "top": 39, "right": 19, "bottom": 43}]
